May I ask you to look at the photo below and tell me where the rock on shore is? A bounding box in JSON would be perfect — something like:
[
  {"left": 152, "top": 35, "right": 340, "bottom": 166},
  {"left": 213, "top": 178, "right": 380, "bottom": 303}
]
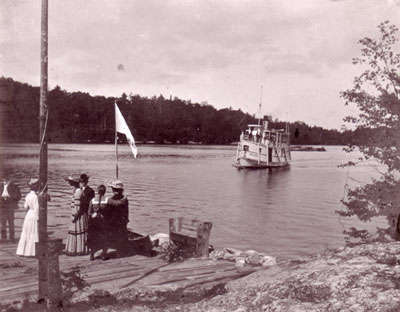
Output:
[
  {"left": 170, "top": 242, "right": 400, "bottom": 312},
  {"left": 82, "top": 241, "right": 400, "bottom": 312}
]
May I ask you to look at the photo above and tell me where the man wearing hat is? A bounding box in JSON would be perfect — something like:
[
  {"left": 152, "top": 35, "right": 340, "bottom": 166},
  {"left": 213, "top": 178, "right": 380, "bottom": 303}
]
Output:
[
  {"left": 73, "top": 174, "right": 95, "bottom": 223},
  {"left": 0, "top": 169, "right": 22, "bottom": 243},
  {"left": 107, "top": 179, "right": 129, "bottom": 257}
]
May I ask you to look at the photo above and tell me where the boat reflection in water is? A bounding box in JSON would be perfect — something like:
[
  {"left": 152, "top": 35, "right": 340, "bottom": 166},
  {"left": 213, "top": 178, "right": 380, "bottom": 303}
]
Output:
[{"left": 234, "top": 119, "right": 291, "bottom": 169}]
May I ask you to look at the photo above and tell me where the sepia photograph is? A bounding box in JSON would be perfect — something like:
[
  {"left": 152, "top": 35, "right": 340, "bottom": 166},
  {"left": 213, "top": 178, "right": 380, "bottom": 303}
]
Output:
[{"left": 1, "top": 0, "right": 400, "bottom": 311}]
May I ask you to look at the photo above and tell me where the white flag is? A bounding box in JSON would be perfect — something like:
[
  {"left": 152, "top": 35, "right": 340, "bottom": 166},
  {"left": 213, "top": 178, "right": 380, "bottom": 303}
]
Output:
[{"left": 115, "top": 103, "right": 137, "bottom": 158}]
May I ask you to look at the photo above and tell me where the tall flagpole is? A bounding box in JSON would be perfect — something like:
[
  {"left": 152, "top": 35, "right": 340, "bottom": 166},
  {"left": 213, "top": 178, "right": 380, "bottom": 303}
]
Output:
[
  {"left": 38, "top": 0, "right": 49, "bottom": 302},
  {"left": 258, "top": 85, "right": 263, "bottom": 126},
  {"left": 38, "top": 1, "right": 63, "bottom": 307},
  {"left": 115, "top": 103, "right": 119, "bottom": 179}
]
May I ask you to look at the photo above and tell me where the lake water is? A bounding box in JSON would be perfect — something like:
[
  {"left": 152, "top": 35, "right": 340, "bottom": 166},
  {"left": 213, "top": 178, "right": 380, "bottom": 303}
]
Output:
[{"left": 0, "top": 144, "right": 385, "bottom": 260}]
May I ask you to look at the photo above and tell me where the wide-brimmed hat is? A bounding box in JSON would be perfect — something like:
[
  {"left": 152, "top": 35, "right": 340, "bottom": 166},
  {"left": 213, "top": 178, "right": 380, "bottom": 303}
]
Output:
[
  {"left": 79, "top": 174, "right": 89, "bottom": 183},
  {"left": 64, "top": 176, "right": 79, "bottom": 183},
  {"left": 28, "top": 178, "right": 40, "bottom": 187},
  {"left": 107, "top": 180, "right": 124, "bottom": 190}
]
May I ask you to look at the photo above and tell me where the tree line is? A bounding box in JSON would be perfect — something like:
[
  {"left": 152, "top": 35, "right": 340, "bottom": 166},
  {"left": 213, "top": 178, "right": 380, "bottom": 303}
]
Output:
[{"left": 1, "top": 77, "right": 356, "bottom": 145}]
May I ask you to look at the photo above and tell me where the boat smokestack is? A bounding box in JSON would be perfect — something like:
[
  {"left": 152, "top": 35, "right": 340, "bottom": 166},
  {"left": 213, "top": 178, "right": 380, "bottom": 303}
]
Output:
[{"left": 263, "top": 115, "right": 270, "bottom": 129}]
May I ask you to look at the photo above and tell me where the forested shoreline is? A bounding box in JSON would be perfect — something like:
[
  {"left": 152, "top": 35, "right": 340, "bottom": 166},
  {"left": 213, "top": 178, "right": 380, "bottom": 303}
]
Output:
[{"left": 0, "top": 77, "right": 355, "bottom": 145}]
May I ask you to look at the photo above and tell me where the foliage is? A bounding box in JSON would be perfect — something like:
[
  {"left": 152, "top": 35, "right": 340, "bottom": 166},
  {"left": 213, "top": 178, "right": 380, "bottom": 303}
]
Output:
[
  {"left": 60, "top": 265, "right": 90, "bottom": 303},
  {"left": 87, "top": 289, "right": 117, "bottom": 307},
  {"left": 160, "top": 242, "right": 190, "bottom": 262},
  {"left": 1, "top": 76, "right": 351, "bottom": 145},
  {"left": 339, "top": 21, "right": 400, "bottom": 243}
]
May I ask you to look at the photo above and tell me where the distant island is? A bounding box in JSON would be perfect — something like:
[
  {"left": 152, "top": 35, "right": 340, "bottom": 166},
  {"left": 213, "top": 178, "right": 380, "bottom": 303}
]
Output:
[
  {"left": 0, "top": 77, "right": 359, "bottom": 146},
  {"left": 290, "top": 146, "right": 327, "bottom": 152}
]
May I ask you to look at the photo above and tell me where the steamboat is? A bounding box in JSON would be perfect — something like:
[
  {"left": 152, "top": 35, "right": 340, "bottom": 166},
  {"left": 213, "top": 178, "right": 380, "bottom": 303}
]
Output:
[{"left": 234, "top": 119, "right": 291, "bottom": 169}]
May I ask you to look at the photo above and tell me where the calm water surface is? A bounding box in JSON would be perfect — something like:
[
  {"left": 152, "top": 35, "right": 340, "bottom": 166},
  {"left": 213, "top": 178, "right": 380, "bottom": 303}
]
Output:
[{"left": 0, "top": 144, "right": 384, "bottom": 260}]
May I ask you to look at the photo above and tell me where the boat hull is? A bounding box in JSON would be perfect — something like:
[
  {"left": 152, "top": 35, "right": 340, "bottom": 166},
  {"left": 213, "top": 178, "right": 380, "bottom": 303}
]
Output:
[{"left": 233, "top": 158, "right": 289, "bottom": 169}]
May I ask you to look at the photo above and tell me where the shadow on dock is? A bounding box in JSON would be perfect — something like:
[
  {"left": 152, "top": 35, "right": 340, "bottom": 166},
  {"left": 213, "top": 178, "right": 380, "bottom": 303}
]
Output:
[{"left": 0, "top": 240, "right": 257, "bottom": 309}]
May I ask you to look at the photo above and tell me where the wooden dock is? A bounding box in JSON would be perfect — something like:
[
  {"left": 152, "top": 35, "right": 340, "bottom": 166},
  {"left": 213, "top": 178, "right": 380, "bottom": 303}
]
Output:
[{"left": 0, "top": 241, "right": 256, "bottom": 306}]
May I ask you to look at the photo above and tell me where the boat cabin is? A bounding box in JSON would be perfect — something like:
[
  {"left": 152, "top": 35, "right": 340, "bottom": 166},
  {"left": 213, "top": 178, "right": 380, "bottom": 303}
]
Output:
[
  {"left": 243, "top": 121, "right": 289, "bottom": 144},
  {"left": 244, "top": 124, "right": 262, "bottom": 140}
]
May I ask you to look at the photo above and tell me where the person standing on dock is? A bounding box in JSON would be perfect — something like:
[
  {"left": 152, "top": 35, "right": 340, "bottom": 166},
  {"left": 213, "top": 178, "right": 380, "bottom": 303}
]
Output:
[
  {"left": 64, "top": 175, "right": 91, "bottom": 255},
  {"left": 88, "top": 184, "right": 109, "bottom": 260},
  {"left": 16, "top": 178, "right": 39, "bottom": 256},
  {"left": 107, "top": 180, "right": 129, "bottom": 257},
  {"left": 76, "top": 174, "right": 95, "bottom": 224},
  {"left": 0, "top": 168, "right": 21, "bottom": 243},
  {"left": 76, "top": 174, "right": 94, "bottom": 250}
]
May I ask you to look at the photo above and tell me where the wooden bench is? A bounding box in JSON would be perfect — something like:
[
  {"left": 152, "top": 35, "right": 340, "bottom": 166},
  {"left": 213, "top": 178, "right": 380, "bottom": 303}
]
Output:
[{"left": 169, "top": 217, "right": 213, "bottom": 258}]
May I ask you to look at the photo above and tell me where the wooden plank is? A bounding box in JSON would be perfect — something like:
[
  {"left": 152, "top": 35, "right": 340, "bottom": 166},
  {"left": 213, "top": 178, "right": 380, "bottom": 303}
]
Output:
[
  {"left": 132, "top": 265, "right": 235, "bottom": 285},
  {"left": 0, "top": 289, "right": 37, "bottom": 304},
  {"left": 84, "top": 264, "right": 165, "bottom": 282},
  {"left": 0, "top": 281, "right": 38, "bottom": 293},
  {"left": 147, "top": 268, "right": 236, "bottom": 286},
  {"left": 170, "top": 232, "right": 198, "bottom": 244},
  {"left": 180, "top": 225, "right": 198, "bottom": 232},
  {"left": 0, "top": 273, "right": 37, "bottom": 287},
  {"left": 124, "top": 263, "right": 241, "bottom": 287},
  {"left": 158, "top": 261, "right": 232, "bottom": 273},
  {"left": 173, "top": 269, "right": 254, "bottom": 290}
]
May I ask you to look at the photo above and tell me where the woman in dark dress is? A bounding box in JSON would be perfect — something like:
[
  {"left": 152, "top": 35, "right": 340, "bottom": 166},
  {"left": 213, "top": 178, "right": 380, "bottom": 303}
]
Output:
[
  {"left": 107, "top": 180, "right": 129, "bottom": 257},
  {"left": 87, "top": 184, "right": 109, "bottom": 260}
]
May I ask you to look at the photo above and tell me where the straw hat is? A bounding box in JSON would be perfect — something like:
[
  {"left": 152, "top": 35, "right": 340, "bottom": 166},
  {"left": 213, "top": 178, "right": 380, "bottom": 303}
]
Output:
[
  {"left": 64, "top": 176, "right": 79, "bottom": 184},
  {"left": 107, "top": 180, "right": 124, "bottom": 190},
  {"left": 28, "top": 178, "right": 40, "bottom": 187}
]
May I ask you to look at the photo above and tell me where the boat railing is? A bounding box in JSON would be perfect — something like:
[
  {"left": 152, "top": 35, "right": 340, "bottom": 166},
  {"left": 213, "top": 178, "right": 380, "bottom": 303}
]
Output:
[
  {"left": 243, "top": 134, "right": 263, "bottom": 144},
  {"left": 243, "top": 130, "right": 290, "bottom": 146}
]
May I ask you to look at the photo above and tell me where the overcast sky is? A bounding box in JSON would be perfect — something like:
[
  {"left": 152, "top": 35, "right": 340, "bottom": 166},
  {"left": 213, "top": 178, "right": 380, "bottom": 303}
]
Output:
[{"left": 1, "top": 0, "right": 400, "bottom": 129}]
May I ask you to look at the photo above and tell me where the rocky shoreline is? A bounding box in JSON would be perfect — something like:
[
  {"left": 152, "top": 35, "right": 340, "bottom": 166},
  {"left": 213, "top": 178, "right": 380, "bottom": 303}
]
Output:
[
  {"left": 4, "top": 241, "right": 400, "bottom": 311},
  {"left": 90, "top": 241, "right": 400, "bottom": 312}
]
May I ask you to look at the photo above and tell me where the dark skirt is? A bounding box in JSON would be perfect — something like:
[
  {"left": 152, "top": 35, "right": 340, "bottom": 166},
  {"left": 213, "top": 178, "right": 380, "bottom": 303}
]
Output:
[
  {"left": 87, "top": 217, "right": 107, "bottom": 253},
  {"left": 108, "top": 222, "right": 128, "bottom": 252}
]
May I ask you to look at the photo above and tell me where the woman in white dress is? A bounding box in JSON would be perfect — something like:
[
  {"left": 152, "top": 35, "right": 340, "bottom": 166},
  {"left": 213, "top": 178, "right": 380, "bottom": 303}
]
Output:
[{"left": 16, "top": 178, "right": 40, "bottom": 257}]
